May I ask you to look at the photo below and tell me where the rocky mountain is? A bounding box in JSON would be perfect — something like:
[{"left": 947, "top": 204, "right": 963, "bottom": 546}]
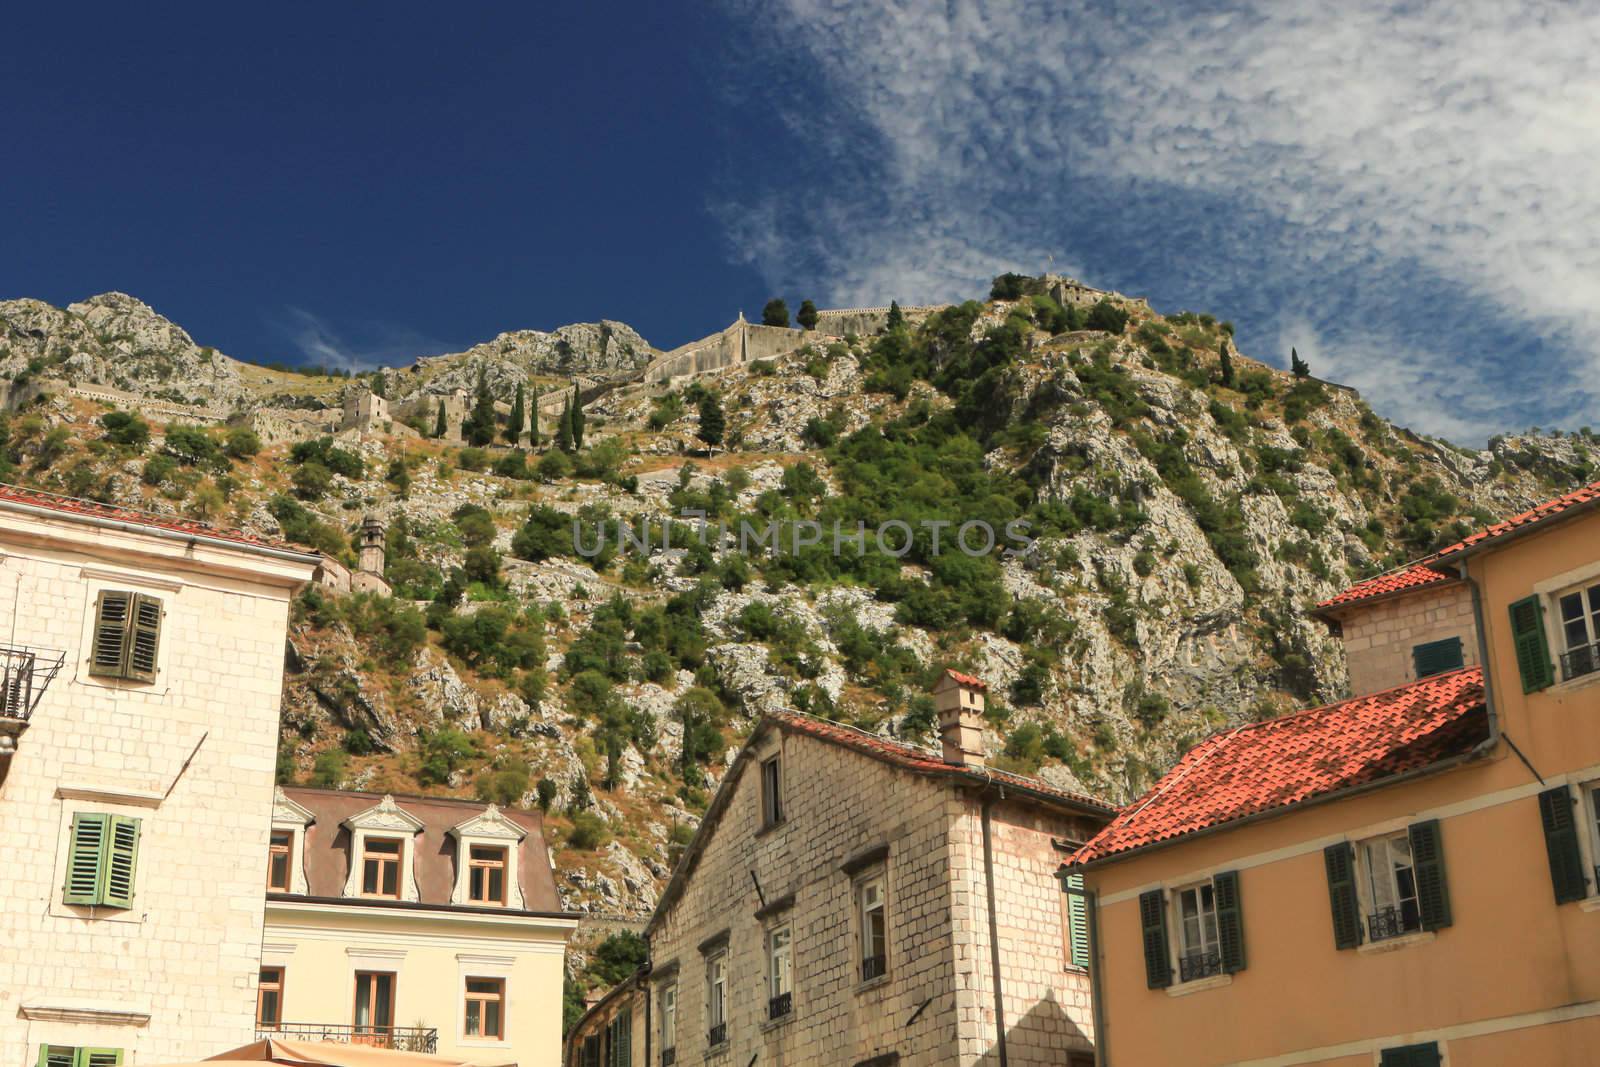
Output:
[{"left": 0, "top": 279, "right": 1593, "bottom": 938}]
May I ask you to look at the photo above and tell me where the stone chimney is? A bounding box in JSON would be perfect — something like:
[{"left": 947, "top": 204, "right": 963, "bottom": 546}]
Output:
[
  {"left": 933, "top": 668, "right": 988, "bottom": 767},
  {"left": 358, "top": 516, "right": 386, "bottom": 575}
]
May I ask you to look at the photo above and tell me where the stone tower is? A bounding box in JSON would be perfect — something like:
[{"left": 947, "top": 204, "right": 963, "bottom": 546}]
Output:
[
  {"left": 932, "top": 668, "right": 988, "bottom": 767},
  {"left": 358, "top": 516, "right": 385, "bottom": 576}
]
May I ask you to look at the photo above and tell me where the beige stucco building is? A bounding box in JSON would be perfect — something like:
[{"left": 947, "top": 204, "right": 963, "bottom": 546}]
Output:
[
  {"left": 1068, "top": 478, "right": 1600, "bottom": 1066},
  {"left": 568, "top": 670, "right": 1112, "bottom": 1067},
  {"left": 0, "top": 484, "right": 319, "bottom": 1067},
  {"left": 261, "top": 787, "right": 577, "bottom": 1067}
]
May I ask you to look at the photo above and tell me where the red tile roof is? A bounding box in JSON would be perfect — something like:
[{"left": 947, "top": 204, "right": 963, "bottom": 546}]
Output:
[
  {"left": 1070, "top": 668, "right": 1488, "bottom": 868},
  {"left": 0, "top": 482, "right": 310, "bottom": 555},
  {"left": 943, "top": 668, "right": 987, "bottom": 690},
  {"left": 767, "top": 709, "right": 1113, "bottom": 814},
  {"left": 1315, "top": 562, "right": 1455, "bottom": 611}
]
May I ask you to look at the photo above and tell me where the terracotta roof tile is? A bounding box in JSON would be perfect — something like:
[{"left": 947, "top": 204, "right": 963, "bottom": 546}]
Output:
[
  {"left": 1070, "top": 668, "right": 1488, "bottom": 867},
  {"left": 0, "top": 482, "right": 308, "bottom": 554},
  {"left": 1431, "top": 477, "right": 1600, "bottom": 560},
  {"left": 1315, "top": 562, "right": 1455, "bottom": 610},
  {"left": 943, "top": 668, "right": 987, "bottom": 690}
]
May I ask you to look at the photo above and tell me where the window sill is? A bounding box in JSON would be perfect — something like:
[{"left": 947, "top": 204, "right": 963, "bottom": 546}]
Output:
[
  {"left": 856, "top": 973, "right": 892, "bottom": 995},
  {"left": 753, "top": 819, "right": 786, "bottom": 839},
  {"left": 1358, "top": 931, "right": 1435, "bottom": 955},
  {"left": 1577, "top": 897, "right": 1600, "bottom": 913},
  {"left": 457, "top": 1038, "right": 508, "bottom": 1048},
  {"left": 703, "top": 1041, "right": 730, "bottom": 1061},
  {"left": 760, "top": 1012, "right": 794, "bottom": 1034},
  {"left": 1164, "top": 974, "right": 1231, "bottom": 998},
  {"left": 1549, "top": 670, "right": 1600, "bottom": 697}
]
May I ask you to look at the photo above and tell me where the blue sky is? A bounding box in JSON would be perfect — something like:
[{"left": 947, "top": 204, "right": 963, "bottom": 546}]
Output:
[{"left": 3, "top": 2, "right": 1597, "bottom": 443}]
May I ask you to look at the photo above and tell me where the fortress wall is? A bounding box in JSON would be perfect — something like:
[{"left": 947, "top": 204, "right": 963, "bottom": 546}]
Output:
[
  {"left": 741, "top": 323, "right": 809, "bottom": 360},
  {"left": 810, "top": 304, "right": 950, "bottom": 338}
]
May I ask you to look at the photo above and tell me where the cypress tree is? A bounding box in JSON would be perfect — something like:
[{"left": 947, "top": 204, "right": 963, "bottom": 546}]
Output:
[
  {"left": 797, "top": 299, "right": 819, "bottom": 331},
  {"left": 556, "top": 393, "right": 574, "bottom": 453},
  {"left": 506, "top": 384, "right": 525, "bottom": 446},
  {"left": 697, "top": 392, "right": 725, "bottom": 454},
  {"left": 529, "top": 384, "right": 541, "bottom": 446},
  {"left": 1219, "top": 338, "right": 1235, "bottom": 387},
  {"left": 1291, "top": 347, "right": 1311, "bottom": 378},
  {"left": 569, "top": 382, "right": 585, "bottom": 450},
  {"left": 886, "top": 300, "right": 905, "bottom": 332},
  {"left": 761, "top": 299, "right": 790, "bottom": 328},
  {"left": 463, "top": 365, "right": 497, "bottom": 446},
  {"left": 433, "top": 398, "right": 447, "bottom": 438}
]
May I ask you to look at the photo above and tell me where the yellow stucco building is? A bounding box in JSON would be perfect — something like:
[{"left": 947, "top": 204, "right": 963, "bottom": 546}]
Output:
[
  {"left": 1067, "top": 478, "right": 1600, "bottom": 1066},
  {"left": 260, "top": 787, "right": 577, "bottom": 1067}
]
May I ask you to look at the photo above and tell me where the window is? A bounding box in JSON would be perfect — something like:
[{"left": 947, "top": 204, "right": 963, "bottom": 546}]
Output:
[
  {"left": 760, "top": 756, "right": 784, "bottom": 827},
  {"left": 467, "top": 845, "right": 508, "bottom": 906},
  {"left": 768, "top": 923, "right": 793, "bottom": 1019},
  {"left": 1327, "top": 822, "right": 1450, "bottom": 949},
  {"left": 859, "top": 875, "right": 887, "bottom": 981},
  {"left": 1175, "top": 883, "right": 1221, "bottom": 980},
  {"left": 1360, "top": 833, "right": 1422, "bottom": 941},
  {"left": 1539, "top": 782, "right": 1600, "bottom": 904},
  {"left": 62, "top": 812, "right": 140, "bottom": 909},
  {"left": 1558, "top": 582, "right": 1600, "bottom": 681},
  {"left": 705, "top": 951, "right": 727, "bottom": 1047},
  {"left": 1138, "top": 871, "right": 1244, "bottom": 989},
  {"left": 268, "top": 831, "right": 293, "bottom": 892},
  {"left": 1379, "top": 1042, "right": 1441, "bottom": 1067},
  {"left": 353, "top": 972, "right": 396, "bottom": 1039},
  {"left": 660, "top": 984, "right": 677, "bottom": 1065},
  {"left": 1061, "top": 872, "right": 1090, "bottom": 970},
  {"left": 88, "top": 590, "right": 162, "bottom": 683},
  {"left": 464, "top": 977, "right": 504, "bottom": 1040},
  {"left": 1411, "top": 637, "right": 1463, "bottom": 679},
  {"left": 361, "top": 837, "right": 403, "bottom": 898},
  {"left": 580, "top": 1035, "right": 600, "bottom": 1067},
  {"left": 1509, "top": 595, "right": 1556, "bottom": 692},
  {"left": 604, "top": 1006, "right": 632, "bottom": 1067},
  {"left": 257, "top": 967, "right": 284, "bottom": 1029},
  {"left": 38, "top": 1049, "right": 122, "bottom": 1067}
]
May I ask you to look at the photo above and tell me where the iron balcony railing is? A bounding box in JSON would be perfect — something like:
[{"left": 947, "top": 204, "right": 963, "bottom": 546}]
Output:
[
  {"left": 768, "top": 992, "right": 792, "bottom": 1020},
  {"left": 707, "top": 1023, "right": 727, "bottom": 1047},
  {"left": 1366, "top": 905, "right": 1421, "bottom": 943},
  {"left": 861, "top": 954, "right": 887, "bottom": 982},
  {"left": 1561, "top": 640, "right": 1600, "bottom": 683},
  {"left": 0, "top": 645, "right": 65, "bottom": 723},
  {"left": 1178, "top": 948, "right": 1222, "bottom": 982},
  {"left": 256, "top": 1025, "right": 437, "bottom": 1053},
  {"left": 661, "top": 1049, "right": 676, "bottom": 1067}
]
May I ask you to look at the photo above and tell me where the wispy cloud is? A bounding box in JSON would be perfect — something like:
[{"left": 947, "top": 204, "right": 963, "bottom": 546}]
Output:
[
  {"left": 276, "top": 307, "right": 451, "bottom": 372},
  {"left": 717, "top": 0, "right": 1600, "bottom": 442}
]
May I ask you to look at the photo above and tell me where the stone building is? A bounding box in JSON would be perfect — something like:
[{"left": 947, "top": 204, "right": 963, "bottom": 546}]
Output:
[
  {"left": 1312, "top": 562, "right": 1480, "bottom": 696},
  {"left": 0, "top": 483, "right": 320, "bottom": 1065},
  {"left": 566, "top": 669, "right": 1112, "bottom": 1067},
  {"left": 339, "top": 386, "right": 391, "bottom": 434},
  {"left": 260, "top": 787, "right": 577, "bottom": 1067}
]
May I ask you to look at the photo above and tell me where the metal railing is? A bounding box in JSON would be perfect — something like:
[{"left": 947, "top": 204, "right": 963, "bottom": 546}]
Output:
[
  {"left": 256, "top": 1025, "right": 437, "bottom": 1053},
  {"left": 861, "top": 954, "right": 887, "bottom": 982},
  {"left": 707, "top": 1023, "right": 727, "bottom": 1047},
  {"left": 0, "top": 645, "right": 65, "bottom": 722},
  {"left": 1178, "top": 948, "right": 1222, "bottom": 982},
  {"left": 1366, "top": 905, "right": 1420, "bottom": 943},
  {"left": 661, "top": 1049, "right": 676, "bottom": 1067},
  {"left": 1561, "top": 640, "right": 1600, "bottom": 683},
  {"left": 768, "top": 992, "right": 792, "bottom": 1020}
]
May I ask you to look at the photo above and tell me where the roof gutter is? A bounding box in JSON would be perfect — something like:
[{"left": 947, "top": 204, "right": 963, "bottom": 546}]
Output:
[{"left": 0, "top": 497, "right": 321, "bottom": 566}]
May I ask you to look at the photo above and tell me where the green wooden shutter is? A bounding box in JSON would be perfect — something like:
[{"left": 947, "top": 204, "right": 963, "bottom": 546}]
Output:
[
  {"left": 1509, "top": 595, "right": 1555, "bottom": 692},
  {"left": 1213, "top": 870, "right": 1246, "bottom": 974},
  {"left": 1379, "top": 1043, "right": 1440, "bottom": 1067},
  {"left": 125, "top": 594, "right": 162, "bottom": 682},
  {"left": 64, "top": 813, "right": 109, "bottom": 905},
  {"left": 1411, "top": 637, "right": 1464, "bottom": 679},
  {"left": 1137, "top": 889, "right": 1171, "bottom": 989},
  {"left": 39, "top": 1047, "right": 75, "bottom": 1067},
  {"left": 1538, "top": 786, "right": 1589, "bottom": 904},
  {"left": 89, "top": 591, "right": 132, "bottom": 677},
  {"left": 616, "top": 1006, "right": 631, "bottom": 1067},
  {"left": 1323, "top": 842, "right": 1362, "bottom": 949},
  {"left": 78, "top": 1051, "right": 124, "bottom": 1067},
  {"left": 1409, "top": 820, "right": 1452, "bottom": 930},
  {"left": 1064, "top": 872, "right": 1091, "bottom": 969},
  {"left": 101, "top": 816, "right": 141, "bottom": 908}
]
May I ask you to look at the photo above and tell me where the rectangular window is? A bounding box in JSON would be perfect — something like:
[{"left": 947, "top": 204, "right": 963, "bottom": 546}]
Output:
[
  {"left": 1411, "top": 636, "right": 1464, "bottom": 679},
  {"left": 39, "top": 1049, "right": 123, "bottom": 1067},
  {"left": 761, "top": 756, "right": 784, "bottom": 827},
  {"left": 468, "top": 845, "right": 508, "bottom": 906},
  {"left": 706, "top": 951, "right": 727, "bottom": 1046},
  {"left": 463, "top": 977, "right": 504, "bottom": 1040},
  {"left": 353, "top": 972, "right": 396, "bottom": 1039},
  {"left": 1379, "top": 1042, "right": 1441, "bottom": 1067},
  {"left": 1360, "top": 833, "right": 1422, "bottom": 941},
  {"left": 1558, "top": 583, "right": 1600, "bottom": 682},
  {"left": 768, "top": 923, "right": 793, "bottom": 1019},
  {"left": 257, "top": 967, "right": 284, "bottom": 1029},
  {"left": 62, "top": 812, "right": 141, "bottom": 909},
  {"left": 361, "top": 837, "right": 402, "bottom": 898},
  {"left": 859, "top": 875, "right": 887, "bottom": 981},
  {"left": 88, "top": 590, "right": 162, "bottom": 683},
  {"left": 268, "top": 831, "right": 293, "bottom": 892},
  {"left": 660, "top": 984, "right": 677, "bottom": 1064},
  {"left": 1175, "top": 883, "right": 1221, "bottom": 980}
]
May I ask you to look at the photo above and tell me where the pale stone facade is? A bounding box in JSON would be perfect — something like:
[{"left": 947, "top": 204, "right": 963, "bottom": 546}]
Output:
[
  {"left": 1326, "top": 581, "right": 1478, "bottom": 696},
  {"left": 0, "top": 492, "right": 318, "bottom": 1065}
]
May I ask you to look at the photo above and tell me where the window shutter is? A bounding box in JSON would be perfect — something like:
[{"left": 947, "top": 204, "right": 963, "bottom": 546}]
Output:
[
  {"left": 1408, "top": 820, "right": 1452, "bottom": 930},
  {"left": 89, "top": 591, "right": 132, "bottom": 677},
  {"left": 1411, "top": 637, "right": 1464, "bottom": 679},
  {"left": 1213, "top": 870, "right": 1246, "bottom": 974},
  {"left": 39, "top": 1047, "right": 75, "bottom": 1067},
  {"left": 64, "top": 813, "right": 109, "bottom": 905},
  {"left": 1323, "top": 842, "right": 1362, "bottom": 949},
  {"left": 1064, "top": 873, "right": 1091, "bottom": 969},
  {"left": 125, "top": 594, "right": 162, "bottom": 682},
  {"left": 1380, "top": 1043, "right": 1440, "bottom": 1067},
  {"left": 616, "top": 1006, "right": 631, "bottom": 1067},
  {"left": 78, "top": 1051, "right": 124, "bottom": 1067},
  {"left": 1509, "top": 595, "right": 1555, "bottom": 693},
  {"left": 1137, "top": 889, "right": 1171, "bottom": 989},
  {"left": 101, "top": 816, "right": 141, "bottom": 908},
  {"left": 1538, "top": 786, "right": 1589, "bottom": 904}
]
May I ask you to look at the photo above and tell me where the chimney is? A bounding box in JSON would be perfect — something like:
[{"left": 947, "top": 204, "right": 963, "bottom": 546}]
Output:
[
  {"left": 934, "top": 668, "right": 988, "bottom": 767},
  {"left": 358, "top": 516, "right": 386, "bottom": 576}
]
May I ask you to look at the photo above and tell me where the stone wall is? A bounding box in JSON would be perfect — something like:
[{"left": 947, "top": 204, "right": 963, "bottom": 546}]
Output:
[
  {"left": 810, "top": 304, "right": 949, "bottom": 338},
  {"left": 240, "top": 409, "right": 340, "bottom": 447},
  {"left": 1334, "top": 581, "right": 1478, "bottom": 696}
]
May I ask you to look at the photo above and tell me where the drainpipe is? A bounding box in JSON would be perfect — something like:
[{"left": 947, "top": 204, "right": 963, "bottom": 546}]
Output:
[
  {"left": 980, "top": 791, "right": 1009, "bottom": 1067},
  {"left": 1085, "top": 885, "right": 1109, "bottom": 1067},
  {"left": 1458, "top": 562, "right": 1502, "bottom": 754}
]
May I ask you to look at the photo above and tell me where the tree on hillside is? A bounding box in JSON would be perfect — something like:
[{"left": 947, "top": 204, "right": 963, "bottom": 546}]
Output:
[
  {"left": 886, "top": 300, "right": 905, "bottom": 332},
  {"left": 529, "top": 384, "right": 541, "bottom": 446},
  {"left": 1291, "top": 347, "right": 1311, "bottom": 378},
  {"left": 569, "top": 382, "right": 586, "bottom": 450},
  {"left": 370, "top": 371, "right": 387, "bottom": 399},
  {"left": 463, "top": 366, "right": 497, "bottom": 446},
  {"left": 697, "top": 392, "right": 725, "bottom": 454},
  {"left": 505, "top": 383, "right": 525, "bottom": 446},
  {"left": 762, "top": 299, "right": 790, "bottom": 328},
  {"left": 1218, "top": 337, "right": 1235, "bottom": 387},
  {"left": 434, "top": 398, "right": 448, "bottom": 438},
  {"left": 556, "top": 394, "right": 574, "bottom": 453},
  {"left": 797, "top": 299, "right": 818, "bottom": 331}
]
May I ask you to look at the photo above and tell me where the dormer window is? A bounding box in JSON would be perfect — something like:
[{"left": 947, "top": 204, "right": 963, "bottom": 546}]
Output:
[
  {"left": 448, "top": 804, "right": 528, "bottom": 909},
  {"left": 267, "top": 830, "right": 293, "bottom": 892},
  {"left": 361, "top": 837, "right": 403, "bottom": 898},
  {"left": 339, "top": 794, "right": 424, "bottom": 902},
  {"left": 468, "top": 845, "right": 508, "bottom": 906}
]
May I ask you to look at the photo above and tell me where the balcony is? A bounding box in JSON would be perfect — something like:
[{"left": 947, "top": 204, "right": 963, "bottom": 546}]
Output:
[
  {"left": 661, "top": 1049, "right": 676, "bottom": 1067},
  {"left": 861, "top": 954, "right": 886, "bottom": 982},
  {"left": 1366, "top": 905, "right": 1421, "bottom": 943},
  {"left": 706, "top": 1023, "right": 727, "bottom": 1047},
  {"left": 768, "top": 992, "right": 792, "bottom": 1020},
  {"left": 0, "top": 646, "right": 65, "bottom": 778},
  {"left": 256, "top": 1025, "right": 437, "bottom": 1053},
  {"left": 1561, "top": 640, "right": 1600, "bottom": 683},
  {"left": 1178, "top": 948, "right": 1222, "bottom": 982}
]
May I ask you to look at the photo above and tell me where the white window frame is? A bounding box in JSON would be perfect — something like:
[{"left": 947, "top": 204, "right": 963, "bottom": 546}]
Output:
[
  {"left": 659, "top": 982, "right": 677, "bottom": 1053},
  {"left": 706, "top": 950, "right": 727, "bottom": 1043},
  {"left": 1168, "top": 880, "right": 1220, "bottom": 983},
  {"left": 1578, "top": 780, "right": 1600, "bottom": 900},
  {"left": 270, "top": 788, "right": 314, "bottom": 896},
  {"left": 1355, "top": 831, "right": 1423, "bottom": 942},
  {"left": 455, "top": 954, "right": 514, "bottom": 1047},
  {"left": 857, "top": 872, "right": 888, "bottom": 983},
  {"left": 1555, "top": 580, "right": 1600, "bottom": 680},
  {"left": 447, "top": 805, "right": 528, "bottom": 908},
  {"left": 760, "top": 756, "right": 784, "bottom": 828},
  {"left": 767, "top": 922, "right": 793, "bottom": 1006},
  {"left": 1533, "top": 562, "right": 1600, "bottom": 690},
  {"left": 340, "top": 796, "right": 424, "bottom": 902}
]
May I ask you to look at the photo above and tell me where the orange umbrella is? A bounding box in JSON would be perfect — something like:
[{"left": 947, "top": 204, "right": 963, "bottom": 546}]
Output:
[{"left": 144, "top": 1039, "right": 515, "bottom": 1067}]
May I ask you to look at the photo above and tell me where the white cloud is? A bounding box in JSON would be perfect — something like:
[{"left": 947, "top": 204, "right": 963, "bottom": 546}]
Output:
[
  {"left": 719, "top": 0, "right": 1600, "bottom": 440},
  {"left": 278, "top": 307, "right": 449, "bottom": 373}
]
